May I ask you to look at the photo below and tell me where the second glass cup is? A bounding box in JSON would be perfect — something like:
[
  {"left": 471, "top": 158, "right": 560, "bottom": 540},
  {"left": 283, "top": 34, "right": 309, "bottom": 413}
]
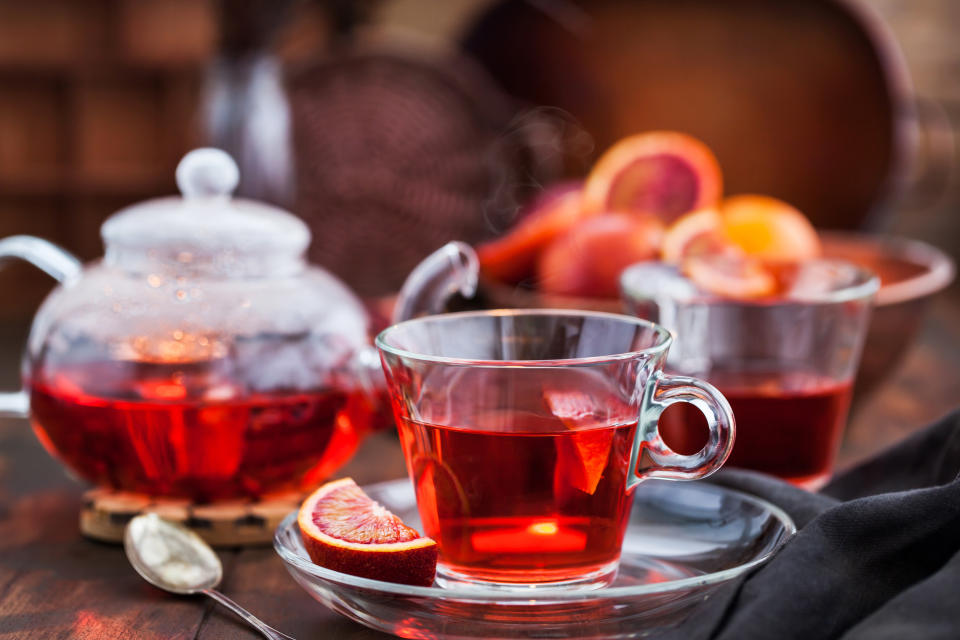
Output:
[
  {"left": 376, "top": 310, "right": 735, "bottom": 590},
  {"left": 621, "top": 260, "right": 878, "bottom": 490}
]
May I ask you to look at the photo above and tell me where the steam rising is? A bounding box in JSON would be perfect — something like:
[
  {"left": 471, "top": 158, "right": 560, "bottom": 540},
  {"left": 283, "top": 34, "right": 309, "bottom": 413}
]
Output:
[{"left": 482, "top": 107, "right": 594, "bottom": 235}]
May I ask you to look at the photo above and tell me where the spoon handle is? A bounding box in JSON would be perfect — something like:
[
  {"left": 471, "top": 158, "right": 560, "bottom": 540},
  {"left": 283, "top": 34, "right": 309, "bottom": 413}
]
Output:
[{"left": 202, "top": 588, "right": 295, "bottom": 640}]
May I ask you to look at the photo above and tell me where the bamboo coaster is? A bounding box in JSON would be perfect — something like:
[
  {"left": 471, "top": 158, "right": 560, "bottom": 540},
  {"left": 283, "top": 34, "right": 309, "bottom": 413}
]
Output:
[{"left": 80, "top": 488, "right": 303, "bottom": 547}]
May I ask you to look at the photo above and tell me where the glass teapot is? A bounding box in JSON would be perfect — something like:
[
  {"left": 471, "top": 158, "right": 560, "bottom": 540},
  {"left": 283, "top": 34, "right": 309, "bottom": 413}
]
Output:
[{"left": 0, "top": 149, "right": 478, "bottom": 502}]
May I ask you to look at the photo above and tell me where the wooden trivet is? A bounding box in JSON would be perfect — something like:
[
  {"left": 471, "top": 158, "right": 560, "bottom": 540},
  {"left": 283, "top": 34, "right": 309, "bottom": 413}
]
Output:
[{"left": 80, "top": 489, "right": 303, "bottom": 547}]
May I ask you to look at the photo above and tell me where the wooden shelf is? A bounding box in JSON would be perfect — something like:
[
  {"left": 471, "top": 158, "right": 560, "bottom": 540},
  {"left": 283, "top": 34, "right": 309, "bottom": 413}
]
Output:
[
  {"left": 0, "top": 0, "right": 336, "bottom": 316},
  {"left": 0, "top": 0, "right": 216, "bottom": 316}
]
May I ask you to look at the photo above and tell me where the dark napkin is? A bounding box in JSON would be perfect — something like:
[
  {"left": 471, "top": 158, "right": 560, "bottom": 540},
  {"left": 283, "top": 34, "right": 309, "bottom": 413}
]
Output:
[{"left": 658, "top": 408, "right": 960, "bottom": 640}]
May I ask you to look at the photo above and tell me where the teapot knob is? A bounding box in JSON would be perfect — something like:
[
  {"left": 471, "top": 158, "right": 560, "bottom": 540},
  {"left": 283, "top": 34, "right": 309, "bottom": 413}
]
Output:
[{"left": 176, "top": 148, "right": 240, "bottom": 199}]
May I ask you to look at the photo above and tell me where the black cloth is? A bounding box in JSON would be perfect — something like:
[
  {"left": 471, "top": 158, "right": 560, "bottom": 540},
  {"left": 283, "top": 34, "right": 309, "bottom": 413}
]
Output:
[{"left": 660, "top": 408, "right": 960, "bottom": 639}]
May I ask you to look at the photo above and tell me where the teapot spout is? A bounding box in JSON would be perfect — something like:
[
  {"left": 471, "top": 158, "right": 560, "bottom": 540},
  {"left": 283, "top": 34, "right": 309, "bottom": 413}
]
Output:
[{"left": 391, "top": 241, "right": 479, "bottom": 324}]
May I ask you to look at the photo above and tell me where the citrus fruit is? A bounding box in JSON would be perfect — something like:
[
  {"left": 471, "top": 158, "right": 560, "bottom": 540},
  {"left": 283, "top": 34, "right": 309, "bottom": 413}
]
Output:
[
  {"left": 660, "top": 207, "right": 731, "bottom": 263},
  {"left": 546, "top": 390, "right": 615, "bottom": 496},
  {"left": 537, "top": 213, "right": 664, "bottom": 298},
  {"left": 477, "top": 182, "right": 587, "bottom": 284},
  {"left": 776, "top": 259, "right": 862, "bottom": 301},
  {"left": 582, "top": 131, "right": 722, "bottom": 222},
  {"left": 297, "top": 477, "right": 438, "bottom": 586},
  {"left": 684, "top": 253, "right": 778, "bottom": 299},
  {"left": 720, "top": 195, "right": 821, "bottom": 262}
]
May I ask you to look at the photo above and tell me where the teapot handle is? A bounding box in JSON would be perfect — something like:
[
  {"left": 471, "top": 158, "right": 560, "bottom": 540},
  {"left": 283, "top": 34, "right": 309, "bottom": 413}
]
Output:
[
  {"left": 0, "top": 235, "right": 83, "bottom": 418},
  {"left": 391, "top": 241, "right": 479, "bottom": 324}
]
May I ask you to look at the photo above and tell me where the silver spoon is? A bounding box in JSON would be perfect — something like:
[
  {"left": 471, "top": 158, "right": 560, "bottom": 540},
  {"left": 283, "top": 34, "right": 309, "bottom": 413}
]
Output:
[{"left": 124, "top": 513, "right": 294, "bottom": 640}]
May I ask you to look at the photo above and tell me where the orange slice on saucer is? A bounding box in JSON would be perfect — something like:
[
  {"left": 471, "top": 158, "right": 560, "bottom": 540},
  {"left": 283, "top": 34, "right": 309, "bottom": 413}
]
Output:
[{"left": 298, "top": 478, "right": 438, "bottom": 586}]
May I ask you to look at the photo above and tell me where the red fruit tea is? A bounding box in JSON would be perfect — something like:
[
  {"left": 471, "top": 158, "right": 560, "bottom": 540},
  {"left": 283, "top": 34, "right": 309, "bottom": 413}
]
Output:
[
  {"left": 658, "top": 371, "right": 852, "bottom": 489},
  {"left": 397, "top": 387, "right": 638, "bottom": 586},
  {"left": 27, "top": 359, "right": 376, "bottom": 501}
]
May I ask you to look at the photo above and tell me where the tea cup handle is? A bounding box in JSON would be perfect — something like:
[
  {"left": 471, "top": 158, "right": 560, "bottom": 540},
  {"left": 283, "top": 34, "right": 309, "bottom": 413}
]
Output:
[
  {"left": 350, "top": 241, "right": 480, "bottom": 429},
  {"left": 390, "top": 241, "right": 479, "bottom": 325},
  {"left": 627, "top": 371, "right": 736, "bottom": 490},
  {"left": 0, "top": 235, "right": 83, "bottom": 418}
]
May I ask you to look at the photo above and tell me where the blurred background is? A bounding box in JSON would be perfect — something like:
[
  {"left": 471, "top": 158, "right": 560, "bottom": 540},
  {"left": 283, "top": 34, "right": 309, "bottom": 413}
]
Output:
[
  {"left": 0, "top": 0, "right": 957, "bottom": 311},
  {"left": 0, "top": 0, "right": 957, "bottom": 454}
]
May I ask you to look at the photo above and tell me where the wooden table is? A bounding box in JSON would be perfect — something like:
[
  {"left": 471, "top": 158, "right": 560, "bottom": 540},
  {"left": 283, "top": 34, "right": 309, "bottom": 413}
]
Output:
[{"left": 0, "top": 291, "right": 957, "bottom": 639}]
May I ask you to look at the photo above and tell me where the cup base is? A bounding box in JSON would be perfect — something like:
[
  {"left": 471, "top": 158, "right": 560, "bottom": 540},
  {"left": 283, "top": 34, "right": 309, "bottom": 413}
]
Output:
[{"left": 434, "top": 559, "right": 620, "bottom": 592}]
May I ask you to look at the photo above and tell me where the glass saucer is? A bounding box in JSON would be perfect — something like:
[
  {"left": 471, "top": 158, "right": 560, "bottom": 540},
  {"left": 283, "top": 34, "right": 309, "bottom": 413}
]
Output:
[{"left": 274, "top": 479, "right": 795, "bottom": 639}]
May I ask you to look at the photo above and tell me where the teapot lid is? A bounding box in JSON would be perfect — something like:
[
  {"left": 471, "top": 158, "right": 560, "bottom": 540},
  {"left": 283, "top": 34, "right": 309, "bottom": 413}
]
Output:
[{"left": 101, "top": 149, "right": 310, "bottom": 277}]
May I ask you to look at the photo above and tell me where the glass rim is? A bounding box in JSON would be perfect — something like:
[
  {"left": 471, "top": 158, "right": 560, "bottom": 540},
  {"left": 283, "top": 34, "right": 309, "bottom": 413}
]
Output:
[
  {"left": 375, "top": 309, "right": 673, "bottom": 367},
  {"left": 620, "top": 258, "right": 881, "bottom": 307}
]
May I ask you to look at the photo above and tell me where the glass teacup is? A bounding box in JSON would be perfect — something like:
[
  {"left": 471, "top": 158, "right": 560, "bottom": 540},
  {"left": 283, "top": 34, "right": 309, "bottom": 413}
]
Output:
[
  {"left": 621, "top": 259, "right": 878, "bottom": 490},
  {"left": 376, "top": 310, "right": 735, "bottom": 589}
]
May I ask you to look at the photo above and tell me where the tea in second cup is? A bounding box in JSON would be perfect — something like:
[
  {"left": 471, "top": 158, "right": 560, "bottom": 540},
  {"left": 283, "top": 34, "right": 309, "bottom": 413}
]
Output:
[{"left": 377, "top": 310, "right": 735, "bottom": 589}]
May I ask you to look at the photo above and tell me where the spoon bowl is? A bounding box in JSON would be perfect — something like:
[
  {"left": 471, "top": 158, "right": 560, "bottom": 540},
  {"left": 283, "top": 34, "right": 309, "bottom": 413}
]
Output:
[
  {"left": 124, "top": 513, "right": 293, "bottom": 640},
  {"left": 124, "top": 513, "right": 222, "bottom": 594}
]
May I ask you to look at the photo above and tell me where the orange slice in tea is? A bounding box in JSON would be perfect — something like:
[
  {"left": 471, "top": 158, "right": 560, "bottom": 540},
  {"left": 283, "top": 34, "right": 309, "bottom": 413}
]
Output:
[
  {"left": 477, "top": 183, "right": 587, "bottom": 284},
  {"left": 298, "top": 477, "right": 438, "bottom": 586},
  {"left": 537, "top": 213, "right": 665, "bottom": 298},
  {"left": 683, "top": 253, "right": 778, "bottom": 299},
  {"left": 582, "top": 131, "right": 722, "bottom": 222},
  {"left": 720, "top": 195, "right": 821, "bottom": 262},
  {"left": 546, "top": 391, "right": 615, "bottom": 495}
]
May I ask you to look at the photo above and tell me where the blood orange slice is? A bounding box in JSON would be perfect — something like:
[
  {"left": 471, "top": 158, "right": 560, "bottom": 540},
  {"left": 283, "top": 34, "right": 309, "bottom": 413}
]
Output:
[
  {"left": 720, "top": 195, "right": 821, "bottom": 262},
  {"left": 297, "top": 478, "right": 438, "bottom": 586},
  {"left": 683, "top": 253, "right": 778, "bottom": 299},
  {"left": 660, "top": 207, "right": 731, "bottom": 263},
  {"left": 582, "top": 131, "right": 722, "bottom": 222},
  {"left": 546, "top": 390, "right": 615, "bottom": 495},
  {"left": 477, "top": 182, "right": 587, "bottom": 285}
]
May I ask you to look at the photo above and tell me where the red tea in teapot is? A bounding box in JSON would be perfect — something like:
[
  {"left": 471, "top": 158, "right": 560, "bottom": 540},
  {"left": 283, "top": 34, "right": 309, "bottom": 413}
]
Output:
[
  {"left": 27, "top": 357, "right": 378, "bottom": 502},
  {"left": 1, "top": 149, "right": 477, "bottom": 505}
]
